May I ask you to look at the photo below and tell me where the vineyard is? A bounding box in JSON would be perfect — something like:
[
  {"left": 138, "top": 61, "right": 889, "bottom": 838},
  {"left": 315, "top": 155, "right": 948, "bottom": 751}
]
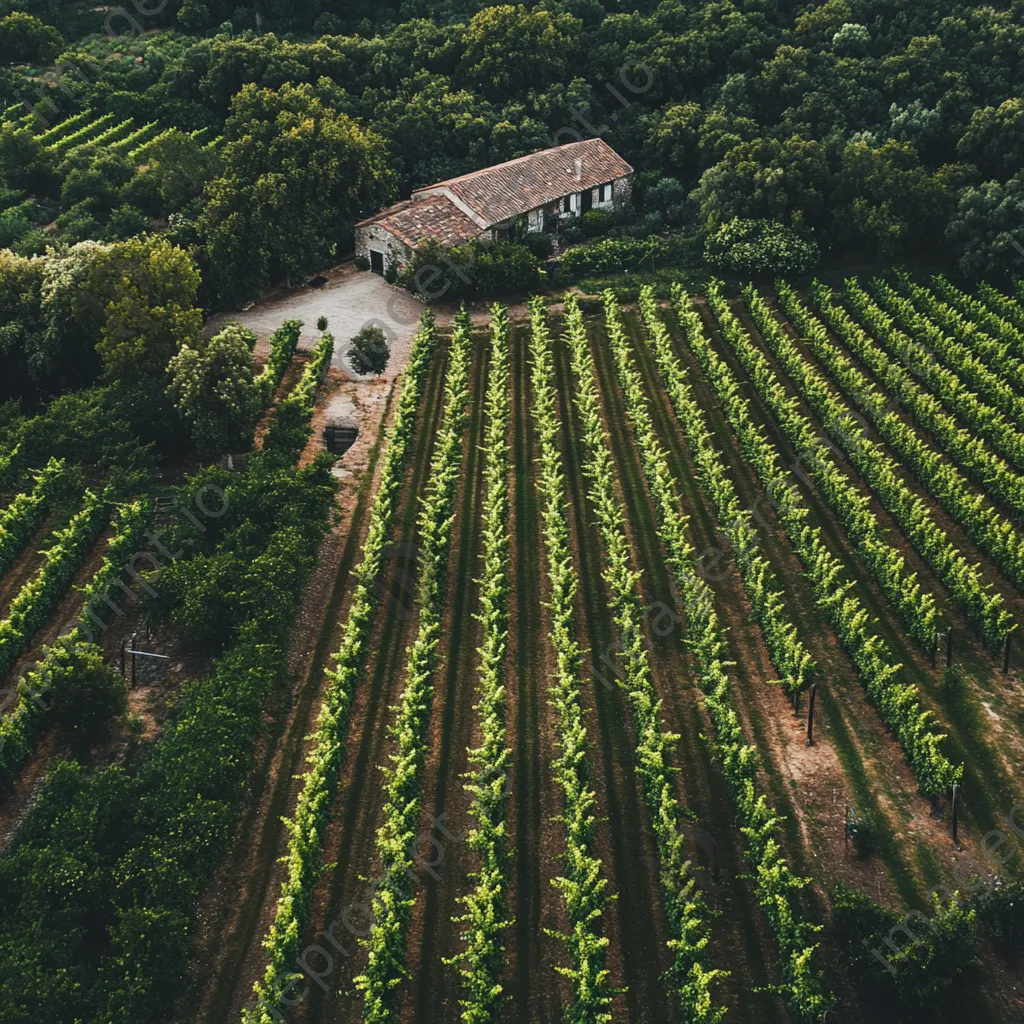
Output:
[
  {"left": 211, "top": 272, "right": 1024, "bottom": 1024},
  {"left": 3, "top": 270, "right": 1024, "bottom": 1024}
]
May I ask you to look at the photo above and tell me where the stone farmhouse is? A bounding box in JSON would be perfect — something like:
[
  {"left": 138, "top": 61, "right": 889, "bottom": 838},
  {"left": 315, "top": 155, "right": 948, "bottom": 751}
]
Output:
[{"left": 354, "top": 137, "right": 634, "bottom": 275}]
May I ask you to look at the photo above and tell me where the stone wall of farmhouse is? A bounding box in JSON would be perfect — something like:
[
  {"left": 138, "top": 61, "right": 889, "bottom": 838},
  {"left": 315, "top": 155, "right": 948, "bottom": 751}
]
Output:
[
  {"left": 611, "top": 174, "right": 634, "bottom": 212},
  {"left": 355, "top": 223, "right": 411, "bottom": 271}
]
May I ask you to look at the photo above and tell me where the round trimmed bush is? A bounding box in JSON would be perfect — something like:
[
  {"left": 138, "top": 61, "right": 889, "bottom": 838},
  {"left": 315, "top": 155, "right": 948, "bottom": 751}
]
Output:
[{"left": 705, "top": 217, "right": 819, "bottom": 274}]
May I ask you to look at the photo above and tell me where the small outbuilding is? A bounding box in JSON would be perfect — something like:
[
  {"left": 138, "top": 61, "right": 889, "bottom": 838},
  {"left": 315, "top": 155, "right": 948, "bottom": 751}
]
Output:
[{"left": 354, "top": 137, "right": 634, "bottom": 276}]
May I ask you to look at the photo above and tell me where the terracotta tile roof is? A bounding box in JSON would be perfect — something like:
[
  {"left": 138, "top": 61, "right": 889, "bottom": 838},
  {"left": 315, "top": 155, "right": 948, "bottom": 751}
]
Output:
[
  {"left": 355, "top": 194, "right": 481, "bottom": 248},
  {"left": 414, "top": 138, "right": 633, "bottom": 227}
]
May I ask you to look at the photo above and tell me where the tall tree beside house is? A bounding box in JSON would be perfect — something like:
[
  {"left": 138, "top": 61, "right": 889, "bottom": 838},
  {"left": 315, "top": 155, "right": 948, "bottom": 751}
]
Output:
[{"left": 197, "top": 83, "right": 396, "bottom": 308}]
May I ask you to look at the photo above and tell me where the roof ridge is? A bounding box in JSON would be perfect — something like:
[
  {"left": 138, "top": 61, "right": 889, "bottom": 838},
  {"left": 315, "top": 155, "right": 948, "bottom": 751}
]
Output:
[{"left": 411, "top": 137, "right": 621, "bottom": 194}]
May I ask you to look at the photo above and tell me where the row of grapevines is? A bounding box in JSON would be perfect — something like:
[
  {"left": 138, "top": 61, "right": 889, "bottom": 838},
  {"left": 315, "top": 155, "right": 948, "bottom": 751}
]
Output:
[
  {"left": 46, "top": 113, "right": 115, "bottom": 153},
  {"left": 353, "top": 309, "right": 474, "bottom": 1022},
  {"left": 244, "top": 313, "right": 439, "bottom": 1024},
  {"left": 800, "top": 285, "right": 1024, "bottom": 592},
  {"left": 876, "top": 276, "right": 1024, "bottom": 425},
  {"left": 897, "top": 273, "right": 1024, "bottom": 394},
  {"left": 0, "top": 492, "right": 107, "bottom": 678},
  {"left": 976, "top": 282, "right": 1024, "bottom": 337},
  {"left": 740, "top": 288, "right": 942, "bottom": 649},
  {"left": 845, "top": 280, "right": 1024, "bottom": 474},
  {"left": 254, "top": 318, "right": 303, "bottom": 406},
  {"left": 290, "top": 330, "right": 334, "bottom": 410},
  {"left": 130, "top": 127, "right": 176, "bottom": 161},
  {"left": 748, "top": 285, "right": 1010, "bottom": 649},
  {"left": 638, "top": 288, "right": 814, "bottom": 697},
  {"left": 526, "top": 297, "right": 616, "bottom": 1021},
  {"left": 446, "top": 305, "right": 513, "bottom": 1023},
  {"left": 694, "top": 285, "right": 962, "bottom": 798},
  {"left": 798, "top": 280, "right": 1024, "bottom": 515},
  {"left": 34, "top": 109, "right": 93, "bottom": 145},
  {"left": 262, "top": 330, "right": 335, "bottom": 459},
  {"left": 0, "top": 442, "right": 22, "bottom": 491},
  {"left": 935, "top": 277, "right": 1024, "bottom": 358},
  {"left": 609, "top": 289, "right": 793, "bottom": 1021},
  {"left": 63, "top": 119, "right": 134, "bottom": 156},
  {"left": 0, "top": 458, "right": 67, "bottom": 579},
  {"left": 108, "top": 121, "right": 160, "bottom": 155},
  {"left": 640, "top": 289, "right": 830, "bottom": 1020},
  {"left": 0, "top": 497, "right": 150, "bottom": 788}
]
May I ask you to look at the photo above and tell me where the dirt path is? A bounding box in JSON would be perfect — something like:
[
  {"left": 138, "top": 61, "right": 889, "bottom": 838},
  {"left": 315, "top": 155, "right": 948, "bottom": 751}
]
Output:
[
  {"left": 550, "top": 325, "right": 680, "bottom": 1023},
  {"left": 290, "top": 343, "right": 451, "bottom": 1024},
  {"left": 400, "top": 333, "right": 490, "bottom": 1021},
  {"left": 503, "top": 323, "right": 564, "bottom": 1023},
  {"left": 584, "top": 314, "right": 793, "bottom": 1020}
]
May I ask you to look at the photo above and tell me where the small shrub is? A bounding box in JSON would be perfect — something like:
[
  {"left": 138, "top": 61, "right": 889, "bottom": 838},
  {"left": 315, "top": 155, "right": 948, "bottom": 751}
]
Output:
[
  {"left": 317, "top": 316, "right": 328, "bottom": 332},
  {"left": 582, "top": 209, "right": 612, "bottom": 238},
  {"left": 521, "top": 230, "right": 553, "bottom": 259},
  {"left": 705, "top": 217, "right": 820, "bottom": 274},
  {"left": 348, "top": 324, "right": 390, "bottom": 376},
  {"left": 354, "top": 255, "right": 370, "bottom": 271}
]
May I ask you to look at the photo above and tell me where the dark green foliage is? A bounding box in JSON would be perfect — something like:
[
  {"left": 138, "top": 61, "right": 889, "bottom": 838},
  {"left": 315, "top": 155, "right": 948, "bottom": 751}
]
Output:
[
  {"left": 520, "top": 230, "right": 553, "bottom": 259},
  {"left": 581, "top": 208, "right": 611, "bottom": 237},
  {"left": 0, "top": 450, "right": 336, "bottom": 1024},
  {"left": 347, "top": 323, "right": 390, "bottom": 376},
  {"left": 830, "top": 882, "right": 982, "bottom": 1019}
]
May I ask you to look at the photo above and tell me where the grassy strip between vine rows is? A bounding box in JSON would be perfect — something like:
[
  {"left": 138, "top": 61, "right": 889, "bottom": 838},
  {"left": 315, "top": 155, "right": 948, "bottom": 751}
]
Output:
[
  {"left": 873, "top": 277, "right": 1024, "bottom": 431},
  {"left": 737, "top": 287, "right": 943, "bottom": 649},
  {"left": 794, "top": 283, "right": 1024, "bottom": 598},
  {"left": 690, "top": 284, "right": 961, "bottom": 799},
  {"left": 527, "top": 297, "right": 616, "bottom": 1022},
  {"left": 353, "top": 308, "right": 474, "bottom": 1023},
  {"left": 844, "top": 279, "right": 1024, "bottom": 475},
  {"left": 0, "top": 489, "right": 107, "bottom": 678},
  {"left": 443, "top": 305, "right": 514, "bottom": 1023},
  {"left": 745, "top": 283, "right": 1012, "bottom": 652},
  {"left": 0, "top": 496, "right": 150, "bottom": 787},
  {"left": 244, "top": 311, "right": 439, "bottom": 1024},
  {"left": 0, "top": 457, "right": 68, "bottom": 579},
  {"left": 635, "top": 287, "right": 830, "bottom": 1021}
]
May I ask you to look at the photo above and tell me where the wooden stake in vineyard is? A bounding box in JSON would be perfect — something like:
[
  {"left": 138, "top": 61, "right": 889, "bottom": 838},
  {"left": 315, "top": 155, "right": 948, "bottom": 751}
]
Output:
[
  {"left": 946, "top": 629, "right": 954, "bottom": 668},
  {"left": 1003, "top": 635, "right": 1012, "bottom": 676},
  {"left": 806, "top": 683, "right": 817, "bottom": 747}
]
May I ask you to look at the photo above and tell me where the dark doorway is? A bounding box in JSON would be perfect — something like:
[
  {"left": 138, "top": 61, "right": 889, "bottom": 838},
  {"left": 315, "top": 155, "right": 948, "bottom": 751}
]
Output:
[
  {"left": 580, "top": 189, "right": 593, "bottom": 214},
  {"left": 370, "top": 250, "right": 384, "bottom": 275}
]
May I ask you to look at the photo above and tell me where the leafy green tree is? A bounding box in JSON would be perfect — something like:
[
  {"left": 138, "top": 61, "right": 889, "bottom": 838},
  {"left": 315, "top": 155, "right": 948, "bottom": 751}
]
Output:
[
  {"left": 197, "top": 82, "right": 395, "bottom": 307},
  {"left": 459, "top": 4, "right": 577, "bottom": 97},
  {"left": 167, "top": 322, "right": 260, "bottom": 456},
  {"left": 642, "top": 102, "right": 704, "bottom": 179},
  {"left": 946, "top": 173, "right": 1024, "bottom": 281},
  {"left": 347, "top": 324, "right": 390, "bottom": 377},
  {"left": 691, "top": 134, "right": 831, "bottom": 230},
  {"left": 0, "top": 13, "right": 63, "bottom": 64},
  {"left": 957, "top": 99, "right": 1024, "bottom": 180}
]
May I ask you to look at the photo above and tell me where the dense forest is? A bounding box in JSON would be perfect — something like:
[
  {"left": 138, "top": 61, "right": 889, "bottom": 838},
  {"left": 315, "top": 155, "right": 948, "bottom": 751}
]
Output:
[{"left": 0, "top": 0, "right": 1020, "bottom": 321}]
